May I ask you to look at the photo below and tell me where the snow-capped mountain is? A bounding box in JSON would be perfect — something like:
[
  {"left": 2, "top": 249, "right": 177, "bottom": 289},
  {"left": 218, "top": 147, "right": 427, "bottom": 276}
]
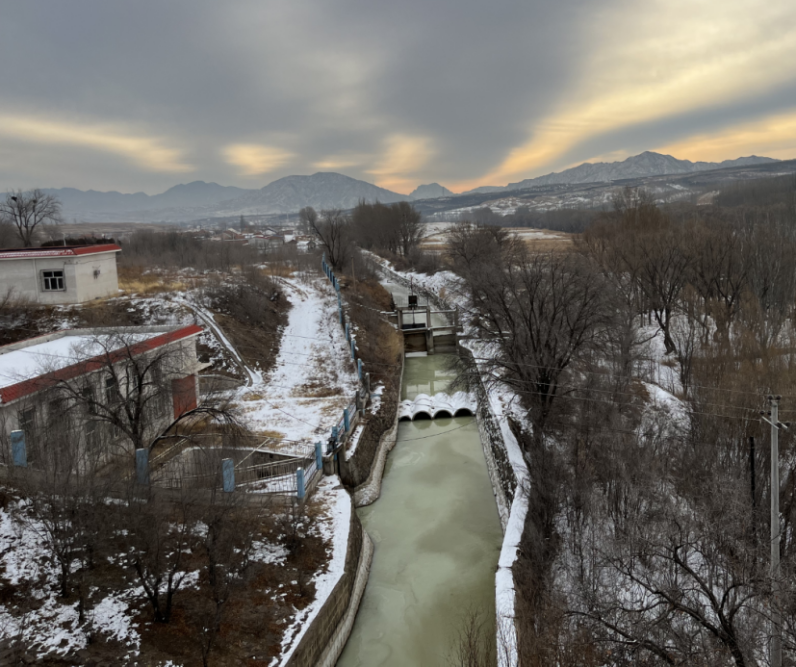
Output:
[{"left": 503, "top": 152, "right": 779, "bottom": 190}]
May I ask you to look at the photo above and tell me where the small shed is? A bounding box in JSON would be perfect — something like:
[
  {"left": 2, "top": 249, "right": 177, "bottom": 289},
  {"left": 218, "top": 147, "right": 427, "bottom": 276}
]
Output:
[{"left": 0, "top": 244, "right": 121, "bottom": 304}]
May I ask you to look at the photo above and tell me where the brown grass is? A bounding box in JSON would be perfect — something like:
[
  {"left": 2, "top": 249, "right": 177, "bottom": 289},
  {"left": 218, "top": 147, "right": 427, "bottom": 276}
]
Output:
[
  {"left": 117, "top": 265, "right": 193, "bottom": 295},
  {"left": 260, "top": 264, "right": 295, "bottom": 277}
]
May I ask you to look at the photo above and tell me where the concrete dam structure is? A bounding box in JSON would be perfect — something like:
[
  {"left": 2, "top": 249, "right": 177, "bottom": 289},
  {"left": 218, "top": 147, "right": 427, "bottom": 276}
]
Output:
[{"left": 397, "top": 391, "right": 476, "bottom": 421}]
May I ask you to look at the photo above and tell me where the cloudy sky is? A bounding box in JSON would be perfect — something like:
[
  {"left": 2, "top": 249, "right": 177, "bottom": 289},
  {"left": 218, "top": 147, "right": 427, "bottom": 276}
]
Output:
[{"left": 2, "top": 0, "right": 795, "bottom": 195}]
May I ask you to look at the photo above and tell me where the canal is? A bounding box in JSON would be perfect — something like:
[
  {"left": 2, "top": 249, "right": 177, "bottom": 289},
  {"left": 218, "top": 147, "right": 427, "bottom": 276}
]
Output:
[{"left": 337, "top": 284, "right": 503, "bottom": 666}]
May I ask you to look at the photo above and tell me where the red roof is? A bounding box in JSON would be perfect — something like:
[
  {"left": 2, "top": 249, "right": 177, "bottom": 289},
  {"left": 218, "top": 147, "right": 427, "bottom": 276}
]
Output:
[
  {"left": 0, "top": 324, "right": 202, "bottom": 404},
  {"left": 0, "top": 244, "right": 122, "bottom": 260}
]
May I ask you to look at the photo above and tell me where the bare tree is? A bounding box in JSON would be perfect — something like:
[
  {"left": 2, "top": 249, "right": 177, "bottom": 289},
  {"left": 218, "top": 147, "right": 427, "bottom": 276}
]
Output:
[
  {"left": 0, "top": 189, "right": 61, "bottom": 247},
  {"left": 44, "top": 330, "right": 238, "bottom": 456},
  {"left": 311, "top": 208, "right": 352, "bottom": 271},
  {"left": 446, "top": 221, "right": 521, "bottom": 290},
  {"left": 192, "top": 492, "right": 260, "bottom": 666},
  {"left": 119, "top": 486, "right": 199, "bottom": 623},
  {"left": 298, "top": 206, "right": 318, "bottom": 235},
  {"left": 394, "top": 200, "right": 425, "bottom": 256},
  {"left": 469, "top": 251, "right": 612, "bottom": 441}
]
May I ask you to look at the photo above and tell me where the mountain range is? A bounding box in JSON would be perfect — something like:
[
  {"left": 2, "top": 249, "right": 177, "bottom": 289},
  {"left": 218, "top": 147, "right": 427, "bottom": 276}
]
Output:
[
  {"left": 40, "top": 152, "right": 781, "bottom": 222},
  {"left": 499, "top": 152, "right": 779, "bottom": 191}
]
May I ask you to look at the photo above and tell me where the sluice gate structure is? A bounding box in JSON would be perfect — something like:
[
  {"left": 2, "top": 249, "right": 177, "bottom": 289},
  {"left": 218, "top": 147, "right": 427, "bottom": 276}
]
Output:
[{"left": 390, "top": 292, "right": 461, "bottom": 355}]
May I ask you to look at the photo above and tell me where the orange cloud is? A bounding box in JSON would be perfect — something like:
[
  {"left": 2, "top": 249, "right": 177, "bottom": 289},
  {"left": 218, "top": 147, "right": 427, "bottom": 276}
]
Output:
[
  {"left": 223, "top": 143, "right": 294, "bottom": 176},
  {"left": 366, "top": 134, "right": 435, "bottom": 194},
  {"left": 0, "top": 114, "right": 193, "bottom": 173},
  {"left": 655, "top": 110, "right": 796, "bottom": 162},
  {"left": 454, "top": 0, "right": 796, "bottom": 191}
]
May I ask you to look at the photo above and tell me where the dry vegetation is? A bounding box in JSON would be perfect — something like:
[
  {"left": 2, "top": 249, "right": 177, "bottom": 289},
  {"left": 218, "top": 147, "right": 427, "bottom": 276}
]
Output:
[
  {"left": 1, "top": 483, "right": 332, "bottom": 666},
  {"left": 450, "top": 179, "right": 796, "bottom": 665}
]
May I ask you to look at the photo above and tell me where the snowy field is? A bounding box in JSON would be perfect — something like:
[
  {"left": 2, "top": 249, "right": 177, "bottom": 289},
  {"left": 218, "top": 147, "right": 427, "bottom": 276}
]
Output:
[
  {"left": 419, "top": 222, "right": 571, "bottom": 250},
  {"left": 233, "top": 275, "right": 359, "bottom": 454},
  {"left": 0, "top": 267, "right": 363, "bottom": 664}
]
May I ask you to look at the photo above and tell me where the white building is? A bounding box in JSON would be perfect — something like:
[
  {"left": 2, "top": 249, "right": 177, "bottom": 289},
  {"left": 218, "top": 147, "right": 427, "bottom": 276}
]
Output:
[
  {"left": 0, "top": 244, "right": 121, "bottom": 304},
  {"left": 0, "top": 324, "right": 207, "bottom": 468}
]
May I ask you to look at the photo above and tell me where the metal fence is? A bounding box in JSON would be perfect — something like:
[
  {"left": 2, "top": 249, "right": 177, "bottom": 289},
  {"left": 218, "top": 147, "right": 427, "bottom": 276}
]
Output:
[{"left": 237, "top": 453, "right": 319, "bottom": 495}]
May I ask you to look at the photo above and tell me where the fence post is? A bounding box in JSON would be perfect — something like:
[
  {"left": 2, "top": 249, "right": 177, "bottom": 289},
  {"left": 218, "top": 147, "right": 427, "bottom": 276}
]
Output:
[
  {"left": 330, "top": 425, "right": 339, "bottom": 452},
  {"left": 222, "top": 458, "right": 235, "bottom": 492},
  {"left": 344, "top": 407, "right": 350, "bottom": 433},
  {"left": 296, "top": 467, "right": 306, "bottom": 499},
  {"left": 10, "top": 430, "right": 26, "bottom": 467},
  {"left": 345, "top": 322, "right": 350, "bottom": 341},
  {"left": 365, "top": 371, "right": 371, "bottom": 398},
  {"left": 315, "top": 441, "right": 323, "bottom": 469},
  {"left": 339, "top": 304, "right": 344, "bottom": 325},
  {"left": 135, "top": 448, "right": 150, "bottom": 486},
  {"left": 357, "top": 358, "right": 363, "bottom": 380},
  {"left": 350, "top": 337, "right": 356, "bottom": 360}
]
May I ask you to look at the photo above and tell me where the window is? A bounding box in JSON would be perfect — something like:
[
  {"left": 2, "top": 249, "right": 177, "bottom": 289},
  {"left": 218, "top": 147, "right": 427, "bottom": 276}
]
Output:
[
  {"left": 82, "top": 385, "right": 96, "bottom": 414},
  {"left": 18, "top": 407, "right": 36, "bottom": 437},
  {"left": 105, "top": 376, "right": 119, "bottom": 404},
  {"left": 41, "top": 270, "right": 65, "bottom": 291}
]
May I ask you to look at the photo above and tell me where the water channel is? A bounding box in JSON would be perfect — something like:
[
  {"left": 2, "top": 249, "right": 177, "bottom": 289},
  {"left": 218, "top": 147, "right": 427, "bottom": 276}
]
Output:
[{"left": 337, "top": 285, "right": 503, "bottom": 666}]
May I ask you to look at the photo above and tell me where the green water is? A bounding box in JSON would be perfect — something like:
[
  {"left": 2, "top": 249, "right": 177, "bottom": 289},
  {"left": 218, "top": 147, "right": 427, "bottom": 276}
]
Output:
[
  {"left": 401, "top": 354, "right": 457, "bottom": 400},
  {"left": 337, "top": 355, "right": 502, "bottom": 666}
]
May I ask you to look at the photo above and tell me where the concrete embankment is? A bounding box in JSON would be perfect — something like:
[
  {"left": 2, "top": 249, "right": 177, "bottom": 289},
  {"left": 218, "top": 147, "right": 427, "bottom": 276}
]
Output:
[
  {"left": 372, "top": 260, "right": 527, "bottom": 664},
  {"left": 284, "top": 492, "right": 373, "bottom": 667}
]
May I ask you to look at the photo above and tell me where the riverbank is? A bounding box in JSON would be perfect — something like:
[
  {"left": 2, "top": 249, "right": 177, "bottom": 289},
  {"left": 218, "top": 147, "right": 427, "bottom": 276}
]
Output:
[{"left": 369, "top": 254, "right": 529, "bottom": 665}]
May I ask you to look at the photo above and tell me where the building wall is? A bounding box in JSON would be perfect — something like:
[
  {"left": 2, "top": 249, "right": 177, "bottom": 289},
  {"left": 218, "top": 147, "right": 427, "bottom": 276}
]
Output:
[
  {"left": 0, "top": 334, "right": 202, "bottom": 466},
  {"left": 72, "top": 254, "right": 120, "bottom": 302},
  {"left": 0, "top": 252, "right": 119, "bottom": 304}
]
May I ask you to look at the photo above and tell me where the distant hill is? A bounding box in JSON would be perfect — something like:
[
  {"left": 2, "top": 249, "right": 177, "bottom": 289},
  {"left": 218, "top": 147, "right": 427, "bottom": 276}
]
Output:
[
  {"left": 44, "top": 173, "right": 407, "bottom": 222},
  {"left": 410, "top": 183, "right": 453, "bottom": 199},
  {"left": 33, "top": 152, "right": 784, "bottom": 223},
  {"left": 461, "top": 185, "right": 506, "bottom": 195},
  {"left": 44, "top": 181, "right": 254, "bottom": 218},
  {"left": 214, "top": 172, "right": 407, "bottom": 216},
  {"left": 503, "top": 152, "right": 779, "bottom": 190}
]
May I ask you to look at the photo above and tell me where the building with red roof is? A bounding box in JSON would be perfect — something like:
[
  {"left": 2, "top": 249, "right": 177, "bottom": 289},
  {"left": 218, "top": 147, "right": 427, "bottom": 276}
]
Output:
[
  {"left": 0, "top": 324, "right": 208, "bottom": 468},
  {"left": 0, "top": 244, "right": 122, "bottom": 304}
]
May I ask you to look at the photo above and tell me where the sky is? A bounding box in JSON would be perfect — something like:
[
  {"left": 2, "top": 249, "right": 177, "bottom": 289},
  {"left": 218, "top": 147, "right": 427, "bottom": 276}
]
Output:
[{"left": 1, "top": 0, "right": 796, "bottom": 196}]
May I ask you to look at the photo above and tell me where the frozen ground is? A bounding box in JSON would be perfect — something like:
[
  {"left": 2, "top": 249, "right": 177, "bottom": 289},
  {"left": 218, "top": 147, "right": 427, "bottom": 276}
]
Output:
[{"left": 233, "top": 276, "right": 359, "bottom": 455}]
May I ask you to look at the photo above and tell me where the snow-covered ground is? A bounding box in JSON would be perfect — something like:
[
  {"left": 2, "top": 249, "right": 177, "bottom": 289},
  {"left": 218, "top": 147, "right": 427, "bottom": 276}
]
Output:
[
  {"left": 0, "top": 476, "right": 351, "bottom": 665},
  {"left": 0, "top": 268, "right": 365, "bottom": 665},
  {"left": 273, "top": 476, "right": 352, "bottom": 666},
  {"left": 0, "top": 498, "right": 142, "bottom": 662},
  {"left": 233, "top": 276, "right": 359, "bottom": 455}
]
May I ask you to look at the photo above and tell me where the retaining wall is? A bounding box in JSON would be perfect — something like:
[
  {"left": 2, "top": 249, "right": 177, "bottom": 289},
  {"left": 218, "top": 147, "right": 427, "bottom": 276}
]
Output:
[
  {"left": 338, "top": 362, "right": 401, "bottom": 489},
  {"left": 285, "top": 494, "right": 371, "bottom": 667},
  {"left": 459, "top": 346, "right": 516, "bottom": 529}
]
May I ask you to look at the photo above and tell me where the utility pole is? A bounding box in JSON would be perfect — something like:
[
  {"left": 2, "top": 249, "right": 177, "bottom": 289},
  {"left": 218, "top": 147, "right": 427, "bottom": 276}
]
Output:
[{"left": 761, "top": 395, "right": 786, "bottom": 667}]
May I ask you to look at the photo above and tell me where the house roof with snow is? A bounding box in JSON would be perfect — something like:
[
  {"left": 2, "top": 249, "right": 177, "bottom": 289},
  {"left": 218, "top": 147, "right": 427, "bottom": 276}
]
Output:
[
  {"left": 0, "top": 244, "right": 121, "bottom": 261},
  {"left": 0, "top": 324, "right": 202, "bottom": 404}
]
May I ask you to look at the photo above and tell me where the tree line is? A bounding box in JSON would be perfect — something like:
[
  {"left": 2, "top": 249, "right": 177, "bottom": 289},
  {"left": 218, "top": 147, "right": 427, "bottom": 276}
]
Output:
[
  {"left": 301, "top": 199, "right": 431, "bottom": 273},
  {"left": 449, "top": 185, "right": 796, "bottom": 665}
]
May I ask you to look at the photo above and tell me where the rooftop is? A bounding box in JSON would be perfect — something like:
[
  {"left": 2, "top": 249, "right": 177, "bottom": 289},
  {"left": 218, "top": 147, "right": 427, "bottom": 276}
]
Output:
[
  {"left": 0, "top": 244, "right": 122, "bottom": 260},
  {"left": 0, "top": 325, "right": 202, "bottom": 403}
]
